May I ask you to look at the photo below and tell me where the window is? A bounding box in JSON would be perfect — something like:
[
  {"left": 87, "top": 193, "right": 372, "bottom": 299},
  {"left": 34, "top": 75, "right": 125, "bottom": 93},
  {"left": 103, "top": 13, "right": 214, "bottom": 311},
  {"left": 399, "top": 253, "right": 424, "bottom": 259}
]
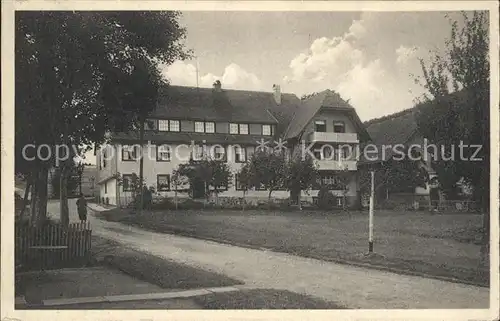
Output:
[
  {"left": 102, "top": 149, "right": 107, "bottom": 168},
  {"left": 169, "top": 120, "right": 180, "bottom": 132},
  {"left": 104, "top": 181, "right": 107, "bottom": 193},
  {"left": 157, "top": 174, "right": 171, "bottom": 191},
  {"left": 195, "top": 121, "right": 205, "bottom": 133},
  {"left": 321, "top": 175, "right": 340, "bottom": 187},
  {"left": 213, "top": 146, "right": 226, "bottom": 161},
  {"left": 157, "top": 145, "right": 171, "bottom": 162},
  {"left": 122, "top": 174, "right": 133, "bottom": 192},
  {"left": 239, "top": 124, "right": 249, "bottom": 135},
  {"left": 313, "top": 150, "right": 322, "bottom": 160},
  {"left": 262, "top": 124, "right": 271, "bottom": 136},
  {"left": 333, "top": 121, "right": 345, "bottom": 133},
  {"left": 122, "top": 145, "right": 137, "bottom": 161},
  {"left": 234, "top": 146, "right": 246, "bottom": 163},
  {"left": 235, "top": 174, "right": 243, "bottom": 191},
  {"left": 322, "top": 146, "right": 333, "bottom": 160},
  {"left": 193, "top": 145, "right": 205, "bottom": 160},
  {"left": 229, "top": 123, "right": 239, "bottom": 134},
  {"left": 205, "top": 122, "right": 215, "bottom": 133},
  {"left": 158, "top": 120, "right": 169, "bottom": 131},
  {"left": 341, "top": 146, "right": 351, "bottom": 160},
  {"left": 145, "top": 119, "right": 157, "bottom": 131},
  {"left": 315, "top": 120, "right": 326, "bottom": 132}
]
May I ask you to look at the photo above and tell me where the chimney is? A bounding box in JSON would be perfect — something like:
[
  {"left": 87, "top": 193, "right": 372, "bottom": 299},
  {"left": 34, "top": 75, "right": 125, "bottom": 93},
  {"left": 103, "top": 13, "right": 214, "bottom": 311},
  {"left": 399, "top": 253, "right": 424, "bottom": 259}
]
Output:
[
  {"left": 272, "top": 84, "right": 281, "bottom": 105},
  {"left": 213, "top": 80, "right": 222, "bottom": 92}
]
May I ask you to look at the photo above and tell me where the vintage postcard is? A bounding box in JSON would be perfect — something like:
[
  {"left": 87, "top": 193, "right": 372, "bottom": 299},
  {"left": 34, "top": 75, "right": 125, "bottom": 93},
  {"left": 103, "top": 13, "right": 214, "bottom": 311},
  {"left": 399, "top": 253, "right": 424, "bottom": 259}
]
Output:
[{"left": 1, "top": 1, "right": 499, "bottom": 320}]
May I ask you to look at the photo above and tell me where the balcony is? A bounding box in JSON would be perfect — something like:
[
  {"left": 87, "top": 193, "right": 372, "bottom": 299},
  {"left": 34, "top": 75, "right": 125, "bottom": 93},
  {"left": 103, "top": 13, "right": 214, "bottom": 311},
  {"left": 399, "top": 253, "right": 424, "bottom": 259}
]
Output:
[
  {"left": 307, "top": 132, "right": 358, "bottom": 143},
  {"left": 315, "top": 160, "right": 357, "bottom": 171}
]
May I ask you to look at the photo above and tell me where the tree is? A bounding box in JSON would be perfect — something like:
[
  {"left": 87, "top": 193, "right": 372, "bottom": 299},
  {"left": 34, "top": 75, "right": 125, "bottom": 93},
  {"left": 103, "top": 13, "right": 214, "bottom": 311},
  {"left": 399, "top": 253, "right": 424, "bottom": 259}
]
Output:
[
  {"left": 51, "top": 164, "right": 81, "bottom": 198},
  {"left": 247, "top": 149, "right": 287, "bottom": 206},
  {"left": 207, "top": 159, "right": 233, "bottom": 205},
  {"left": 171, "top": 169, "right": 189, "bottom": 210},
  {"left": 15, "top": 11, "right": 190, "bottom": 225},
  {"left": 414, "top": 11, "right": 489, "bottom": 205},
  {"left": 358, "top": 154, "right": 428, "bottom": 204},
  {"left": 237, "top": 162, "right": 253, "bottom": 211},
  {"left": 286, "top": 153, "right": 318, "bottom": 210},
  {"left": 176, "top": 158, "right": 232, "bottom": 205},
  {"left": 413, "top": 12, "right": 489, "bottom": 249}
]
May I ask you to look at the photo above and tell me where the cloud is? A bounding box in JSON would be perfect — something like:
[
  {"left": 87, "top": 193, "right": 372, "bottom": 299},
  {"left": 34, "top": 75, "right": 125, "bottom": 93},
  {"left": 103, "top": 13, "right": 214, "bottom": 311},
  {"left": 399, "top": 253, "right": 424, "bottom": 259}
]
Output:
[
  {"left": 283, "top": 12, "right": 446, "bottom": 120},
  {"left": 395, "top": 45, "right": 418, "bottom": 65},
  {"left": 162, "top": 61, "right": 263, "bottom": 91}
]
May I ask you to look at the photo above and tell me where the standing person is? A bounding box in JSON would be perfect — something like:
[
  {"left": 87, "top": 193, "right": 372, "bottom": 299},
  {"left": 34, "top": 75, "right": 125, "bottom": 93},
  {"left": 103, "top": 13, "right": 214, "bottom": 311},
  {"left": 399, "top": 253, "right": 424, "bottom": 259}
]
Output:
[{"left": 76, "top": 193, "right": 88, "bottom": 222}]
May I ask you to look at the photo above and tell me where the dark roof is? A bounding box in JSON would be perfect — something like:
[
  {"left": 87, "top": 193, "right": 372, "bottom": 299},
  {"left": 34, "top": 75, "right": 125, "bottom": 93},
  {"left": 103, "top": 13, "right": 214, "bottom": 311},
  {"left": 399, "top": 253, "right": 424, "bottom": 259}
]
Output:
[
  {"left": 112, "top": 131, "right": 272, "bottom": 146},
  {"left": 151, "top": 85, "right": 284, "bottom": 124},
  {"left": 360, "top": 107, "right": 419, "bottom": 164},
  {"left": 284, "top": 90, "right": 370, "bottom": 142}
]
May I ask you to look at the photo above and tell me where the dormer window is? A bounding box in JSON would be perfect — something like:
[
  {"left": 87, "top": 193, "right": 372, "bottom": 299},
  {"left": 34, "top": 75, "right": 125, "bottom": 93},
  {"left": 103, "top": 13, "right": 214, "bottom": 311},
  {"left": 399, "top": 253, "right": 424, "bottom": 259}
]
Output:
[
  {"left": 239, "top": 124, "right": 249, "bottom": 135},
  {"left": 262, "top": 124, "right": 271, "bottom": 136},
  {"left": 205, "top": 122, "right": 215, "bottom": 133},
  {"left": 229, "top": 123, "right": 239, "bottom": 134},
  {"left": 195, "top": 121, "right": 205, "bottom": 133},
  {"left": 333, "top": 121, "right": 345, "bottom": 133},
  {"left": 158, "top": 120, "right": 169, "bottom": 131},
  {"left": 229, "top": 123, "right": 249, "bottom": 135},
  {"left": 315, "top": 120, "right": 326, "bottom": 132}
]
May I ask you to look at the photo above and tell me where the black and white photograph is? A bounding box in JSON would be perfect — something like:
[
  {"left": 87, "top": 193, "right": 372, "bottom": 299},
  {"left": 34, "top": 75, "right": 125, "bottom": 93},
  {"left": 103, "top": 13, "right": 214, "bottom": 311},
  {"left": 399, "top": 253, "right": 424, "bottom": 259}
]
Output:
[{"left": 2, "top": 1, "right": 499, "bottom": 320}]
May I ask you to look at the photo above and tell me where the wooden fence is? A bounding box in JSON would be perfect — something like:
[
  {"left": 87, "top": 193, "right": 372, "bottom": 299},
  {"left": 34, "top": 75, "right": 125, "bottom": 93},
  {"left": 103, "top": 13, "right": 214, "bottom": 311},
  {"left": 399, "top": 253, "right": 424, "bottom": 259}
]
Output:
[{"left": 15, "top": 222, "right": 92, "bottom": 271}]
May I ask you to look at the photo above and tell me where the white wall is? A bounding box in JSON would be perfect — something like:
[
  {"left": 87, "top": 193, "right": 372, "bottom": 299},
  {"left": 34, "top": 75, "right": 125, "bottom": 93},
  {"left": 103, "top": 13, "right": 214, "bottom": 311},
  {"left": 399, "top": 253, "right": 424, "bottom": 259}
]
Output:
[{"left": 99, "top": 178, "right": 117, "bottom": 205}]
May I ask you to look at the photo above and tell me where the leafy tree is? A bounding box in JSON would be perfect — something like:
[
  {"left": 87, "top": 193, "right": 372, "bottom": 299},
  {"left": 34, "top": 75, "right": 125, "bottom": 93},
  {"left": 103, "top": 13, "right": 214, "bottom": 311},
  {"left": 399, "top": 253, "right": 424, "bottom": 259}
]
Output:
[
  {"left": 177, "top": 158, "right": 232, "bottom": 205},
  {"left": 208, "top": 159, "right": 233, "bottom": 205},
  {"left": 247, "top": 149, "right": 287, "bottom": 205},
  {"left": 414, "top": 11, "right": 489, "bottom": 207},
  {"left": 413, "top": 12, "right": 489, "bottom": 248},
  {"left": 50, "top": 164, "right": 81, "bottom": 198},
  {"left": 15, "top": 11, "right": 190, "bottom": 225},
  {"left": 358, "top": 154, "right": 428, "bottom": 204},
  {"left": 286, "top": 153, "right": 318, "bottom": 210},
  {"left": 236, "top": 162, "right": 253, "bottom": 211},
  {"left": 171, "top": 169, "right": 189, "bottom": 210}
]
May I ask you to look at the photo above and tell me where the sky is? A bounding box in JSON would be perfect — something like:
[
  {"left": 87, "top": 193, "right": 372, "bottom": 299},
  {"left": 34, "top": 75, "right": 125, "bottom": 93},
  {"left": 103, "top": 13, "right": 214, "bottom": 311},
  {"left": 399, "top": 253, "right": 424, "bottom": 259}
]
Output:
[
  {"left": 85, "top": 10, "right": 477, "bottom": 165},
  {"left": 163, "top": 11, "right": 472, "bottom": 122}
]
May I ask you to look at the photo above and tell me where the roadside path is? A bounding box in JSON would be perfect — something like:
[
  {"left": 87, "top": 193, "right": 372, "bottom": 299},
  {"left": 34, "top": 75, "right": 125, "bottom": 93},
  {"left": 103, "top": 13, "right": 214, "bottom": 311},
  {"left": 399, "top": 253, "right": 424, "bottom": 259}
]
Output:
[{"left": 47, "top": 200, "right": 489, "bottom": 309}]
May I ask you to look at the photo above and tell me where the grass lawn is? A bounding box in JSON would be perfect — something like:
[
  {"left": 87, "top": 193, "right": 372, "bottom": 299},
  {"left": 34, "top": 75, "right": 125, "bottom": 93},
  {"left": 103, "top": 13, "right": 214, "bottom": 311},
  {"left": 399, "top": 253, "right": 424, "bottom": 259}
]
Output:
[
  {"left": 193, "top": 289, "right": 344, "bottom": 309},
  {"left": 97, "top": 208, "right": 489, "bottom": 286},
  {"left": 91, "top": 236, "right": 244, "bottom": 289}
]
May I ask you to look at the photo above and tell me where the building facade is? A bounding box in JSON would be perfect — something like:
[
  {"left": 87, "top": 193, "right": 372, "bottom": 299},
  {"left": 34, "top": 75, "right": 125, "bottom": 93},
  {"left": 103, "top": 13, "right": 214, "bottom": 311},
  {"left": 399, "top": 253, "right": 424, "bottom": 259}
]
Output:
[{"left": 96, "top": 82, "right": 369, "bottom": 208}]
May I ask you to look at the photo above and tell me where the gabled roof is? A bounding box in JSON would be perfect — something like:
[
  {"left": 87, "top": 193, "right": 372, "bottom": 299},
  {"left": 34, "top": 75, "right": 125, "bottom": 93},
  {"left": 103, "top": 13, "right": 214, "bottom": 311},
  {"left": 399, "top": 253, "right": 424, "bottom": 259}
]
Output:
[
  {"left": 284, "top": 90, "right": 370, "bottom": 142},
  {"left": 361, "top": 107, "right": 419, "bottom": 164},
  {"left": 151, "top": 85, "right": 287, "bottom": 124}
]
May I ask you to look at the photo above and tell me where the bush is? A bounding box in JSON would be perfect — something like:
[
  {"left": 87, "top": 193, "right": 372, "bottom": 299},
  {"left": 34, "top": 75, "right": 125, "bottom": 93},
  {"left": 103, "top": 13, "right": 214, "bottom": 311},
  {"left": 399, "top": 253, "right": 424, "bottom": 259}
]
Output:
[
  {"left": 317, "top": 186, "right": 336, "bottom": 210},
  {"left": 152, "top": 197, "right": 176, "bottom": 210}
]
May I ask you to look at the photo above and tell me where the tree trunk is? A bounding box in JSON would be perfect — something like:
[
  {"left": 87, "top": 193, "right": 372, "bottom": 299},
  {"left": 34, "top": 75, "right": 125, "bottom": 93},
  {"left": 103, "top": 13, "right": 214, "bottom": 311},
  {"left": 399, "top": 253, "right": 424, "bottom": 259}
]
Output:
[
  {"left": 79, "top": 171, "right": 83, "bottom": 195},
  {"left": 30, "top": 173, "right": 38, "bottom": 224},
  {"left": 60, "top": 165, "right": 69, "bottom": 226},
  {"left": 33, "top": 166, "right": 49, "bottom": 227},
  {"left": 174, "top": 182, "right": 178, "bottom": 210},
  {"left": 268, "top": 189, "right": 272, "bottom": 209},
  {"left": 242, "top": 190, "right": 246, "bottom": 211},
  {"left": 139, "top": 120, "right": 145, "bottom": 214},
  {"left": 19, "top": 178, "right": 32, "bottom": 220}
]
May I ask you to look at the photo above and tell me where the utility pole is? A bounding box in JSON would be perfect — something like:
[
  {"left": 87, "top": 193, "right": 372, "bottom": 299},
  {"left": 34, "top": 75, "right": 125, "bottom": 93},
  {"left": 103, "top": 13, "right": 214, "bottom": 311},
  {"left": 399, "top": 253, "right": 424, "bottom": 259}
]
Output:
[{"left": 368, "top": 170, "right": 375, "bottom": 253}]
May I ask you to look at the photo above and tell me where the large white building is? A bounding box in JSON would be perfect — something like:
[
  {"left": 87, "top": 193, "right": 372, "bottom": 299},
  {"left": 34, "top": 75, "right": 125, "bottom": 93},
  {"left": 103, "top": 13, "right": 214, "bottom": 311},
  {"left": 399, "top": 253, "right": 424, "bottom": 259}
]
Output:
[{"left": 95, "top": 82, "right": 369, "bottom": 208}]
